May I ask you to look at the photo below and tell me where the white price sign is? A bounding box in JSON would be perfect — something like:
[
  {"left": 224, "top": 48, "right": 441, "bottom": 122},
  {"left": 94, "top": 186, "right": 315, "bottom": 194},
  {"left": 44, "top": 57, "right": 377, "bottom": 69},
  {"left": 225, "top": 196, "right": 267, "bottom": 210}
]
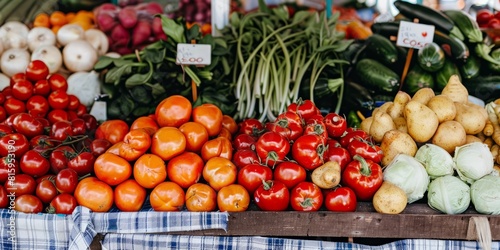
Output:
[
  {"left": 396, "top": 21, "right": 435, "bottom": 49},
  {"left": 176, "top": 44, "right": 211, "bottom": 66}
]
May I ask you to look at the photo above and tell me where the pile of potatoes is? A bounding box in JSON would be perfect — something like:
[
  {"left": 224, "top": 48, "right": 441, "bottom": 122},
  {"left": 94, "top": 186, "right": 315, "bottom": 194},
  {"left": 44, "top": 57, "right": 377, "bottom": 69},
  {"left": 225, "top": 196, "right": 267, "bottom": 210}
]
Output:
[{"left": 360, "top": 74, "right": 488, "bottom": 167}]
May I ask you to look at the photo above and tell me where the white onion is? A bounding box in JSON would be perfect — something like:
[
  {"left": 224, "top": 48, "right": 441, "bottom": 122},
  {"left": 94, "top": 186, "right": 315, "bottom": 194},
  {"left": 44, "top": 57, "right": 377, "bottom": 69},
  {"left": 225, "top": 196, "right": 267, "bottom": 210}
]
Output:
[
  {"left": 0, "top": 73, "right": 10, "bottom": 91},
  {"left": 67, "top": 71, "right": 101, "bottom": 107},
  {"left": 31, "top": 45, "right": 63, "bottom": 74},
  {"left": 0, "top": 21, "right": 29, "bottom": 50},
  {"left": 62, "top": 40, "right": 98, "bottom": 72},
  {"left": 84, "top": 29, "right": 109, "bottom": 56},
  {"left": 454, "top": 142, "right": 494, "bottom": 184},
  {"left": 57, "top": 24, "right": 85, "bottom": 46},
  {"left": 0, "top": 48, "right": 30, "bottom": 77},
  {"left": 27, "top": 27, "right": 57, "bottom": 52}
]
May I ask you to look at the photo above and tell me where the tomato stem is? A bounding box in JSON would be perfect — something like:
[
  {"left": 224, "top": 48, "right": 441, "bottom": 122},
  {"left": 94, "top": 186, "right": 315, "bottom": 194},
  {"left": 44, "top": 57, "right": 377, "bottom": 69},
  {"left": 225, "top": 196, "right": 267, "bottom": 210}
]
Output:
[{"left": 353, "top": 154, "right": 372, "bottom": 176}]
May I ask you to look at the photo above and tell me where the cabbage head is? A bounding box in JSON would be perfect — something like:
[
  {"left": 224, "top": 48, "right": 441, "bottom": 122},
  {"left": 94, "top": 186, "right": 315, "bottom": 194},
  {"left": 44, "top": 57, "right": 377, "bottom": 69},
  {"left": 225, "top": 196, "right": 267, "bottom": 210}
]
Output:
[
  {"left": 470, "top": 175, "right": 500, "bottom": 215},
  {"left": 383, "top": 154, "right": 429, "bottom": 203},
  {"left": 427, "top": 175, "right": 470, "bottom": 214}
]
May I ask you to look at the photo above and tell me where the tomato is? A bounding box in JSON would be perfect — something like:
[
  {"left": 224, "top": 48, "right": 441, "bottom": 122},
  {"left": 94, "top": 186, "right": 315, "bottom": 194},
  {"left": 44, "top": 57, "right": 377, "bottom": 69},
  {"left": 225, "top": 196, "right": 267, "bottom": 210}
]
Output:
[
  {"left": 81, "top": 114, "right": 97, "bottom": 131},
  {"left": 106, "top": 142, "right": 122, "bottom": 155},
  {"left": 155, "top": 95, "right": 192, "bottom": 127},
  {"left": 130, "top": 116, "right": 159, "bottom": 135},
  {"left": 30, "top": 135, "right": 54, "bottom": 152},
  {"left": 11, "top": 79, "right": 34, "bottom": 101},
  {"left": 47, "top": 109, "right": 69, "bottom": 124},
  {"left": 75, "top": 104, "right": 88, "bottom": 117},
  {"left": 286, "top": 99, "right": 320, "bottom": 121},
  {"left": 218, "top": 127, "right": 232, "bottom": 140},
  {"left": 477, "top": 9, "right": 494, "bottom": 25},
  {"left": 119, "top": 128, "right": 151, "bottom": 161},
  {"left": 50, "top": 120, "right": 73, "bottom": 141},
  {"left": 4, "top": 174, "right": 36, "bottom": 196},
  {"left": 324, "top": 187, "right": 357, "bottom": 212},
  {"left": 149, "top": 181, "right": 185, "bottom": 211},
  {"left": 95, "top": 119, "right": 129, "bottom": 144},
  {"left": 2, "top": 86, "right": 12, "bottom": 99},
  {"left": 179, "top": 121, "right": 209, "bottom": 153},
  {"left": 339, "top": 128, "right": 370, "bottom": 148},
  {"left": 185, "top": 183, "right": 217, "bottom": 212},
  {"left": 254, "top": 180, "right": 290, "bottom": 211},
  {"left": 0, "top": 124, "right": 13, "bottom": 137},
  {"left": 68, "top": 152, "right": 95, "bottom": 176},
  {"left": 3, "top": 113, "right": 20, "bottom": 127},
  {"left": 90, "top": 138, "right": 112, "bottom": 157},
  {"left": 341, "top": 155, "right": 383, "bottom": 201},
  {"left": 50, "top": 145, "right": 75, "bottom": 174},
  {"left": 12, "top": 113, "right": 44, "bottom": 138},
  {"left": 347, "top": 137, "right": 383, "bottom": 164},
  {"left": 26, "top": 95, "right": 50, "bottom": 117},
  {"left": 36, "top": 117, "right": 50, "bottom": 128},
  {"left": 114, "top": 179, "right": 146, "bottom": 212},
  {"left": 232, "top": 149, "right": 259, "bottom": 169},
  {"left": 0, "top": 156, "right": 19, "bottom": 184},
  {"left": 232, "top": 133, "right": 256, "bottom": 151},
  {"left": 488, "top": 17, "right": 500, "bottom": 29},
  {"left": 15, "top": 194, "right": 43, "bottom": 213},
  {"left": 166, "top": 151, "right": 203, "bottom": 188},
  {"left": 48, "top": 90, "right": 69, "bottom": 110},
  {"left": 47, "top": 73, "right": 68, "bottom": 92},
  {"left": 67, "top": 95, "right": 80, "bottom": 110},
  {"left": 203, "top": 157, "right": 237, "bottom": 191},
  {"left": 0, "top": 185, "right": 8, "bottom": 208},
  {"left": 10, "top": 72, "right": 27, "bottom": 87},
  {"left": 325, "top": 140, "right": 351, "bottom": 172},
  {"left": 0, "top": 92, "right": 4, "bottom": 105},
  {"left": 217, "top": 184, "right": 250, "bottom": 212},
  {"left": 192, "top": 103, "right": 223, "bottom": 137},
  {"left": 237, "top": 163, "right": 273, "bottom": 195},
  {"left": 151, "top": 126, "right": 186, "bottom": 161},
  {"left": 33, "top": 79, "right": 51, "bottom": 96},
  {"left": 20, "top": 150, "right": 50, "bottom": 177},
  {"left": 255, "top": 131, "right": 290, "bottom": 167},
  {"left": 70, "top": 118, "right": 86, "bottom": 136},
  {"left": 94, "top": 153, "right": 132, "bottom": 186},
  {"left": 67, "top": 110, "right": 79, "bottom": 121},
  {"left": 35, "top": 179, "right": 58, "bottom": 204},
  {"left": 303, "top": 119, "right": 328, "bottom": 143},
  {"left": 74, "top": 177, "right": 113, "bottom": 212},
  {"left": 272, "top": 111, "right": 304, "bottom": 141},
  {"left": 238, "top": 118, "right": 264, "bottom": 138},
  {"left": 55, "top": 168, "right": 79, "bottom": 194},
  {"left": 0, "top": 106, "right": 6, "bottom": 122},
  {"left": 48, "top": 193, "right": 78, "bottom": 214},
  {"left": 200, "top": 136, "right": 233, "bottom": 162},
  {"left": 324, "top": 112, "right": 347, "bottom": 138},
  {"left": 0, "top": 133, "right": 29, "bottom": 158},
  {"left": 26, "top": 60, "right": 50, "bottom": 82},
  {"left": 221, "top": 115, "right": 238, "bottom": 135},
  {"left": 4, "top": 97, "right": 26, "bottom": 115},
  {"left": 292, "top": 134, "right": 326, "bottom": 171},
  {"left": 273, "top": 161, "right": 307, "bottom": 189},
  {"left": 133, "top": 154, "right": 167, "bottom": 189},
  {"left": 290, "top": 181, "right": 323, "bottom": 212}
]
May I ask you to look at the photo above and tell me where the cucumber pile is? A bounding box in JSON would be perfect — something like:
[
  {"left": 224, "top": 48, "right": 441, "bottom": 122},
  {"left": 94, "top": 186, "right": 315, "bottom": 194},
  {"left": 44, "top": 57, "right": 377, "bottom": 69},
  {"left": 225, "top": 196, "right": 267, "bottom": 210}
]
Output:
[{"left": 344, "top": 1, "right": 500, "bottom": 116}]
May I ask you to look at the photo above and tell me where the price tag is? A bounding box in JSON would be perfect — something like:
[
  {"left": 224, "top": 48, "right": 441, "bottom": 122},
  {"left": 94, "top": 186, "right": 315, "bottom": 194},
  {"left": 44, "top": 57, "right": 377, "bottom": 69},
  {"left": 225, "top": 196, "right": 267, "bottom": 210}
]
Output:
[
  {"left": 90, "top": 101, "right": 107, "bottom": 122},
  {"left": 176, "top": 44, "right": 211, "bottom": 66},
  {"left": 396, "top": 21, "right": 435, "bottom": 49}
]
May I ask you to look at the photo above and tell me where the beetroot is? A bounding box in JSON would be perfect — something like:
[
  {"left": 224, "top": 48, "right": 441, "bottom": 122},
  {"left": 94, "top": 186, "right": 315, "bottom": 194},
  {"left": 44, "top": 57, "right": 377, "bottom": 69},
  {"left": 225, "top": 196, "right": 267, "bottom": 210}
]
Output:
[
  {"left": 96, "top": 12, "right": 118, "bottom": 33},
  {"left": 132, "top": 20, "right": 152, "bottom": 46},
  {"left": 118, "top": 7, "right": 138, "bottom": 29}
]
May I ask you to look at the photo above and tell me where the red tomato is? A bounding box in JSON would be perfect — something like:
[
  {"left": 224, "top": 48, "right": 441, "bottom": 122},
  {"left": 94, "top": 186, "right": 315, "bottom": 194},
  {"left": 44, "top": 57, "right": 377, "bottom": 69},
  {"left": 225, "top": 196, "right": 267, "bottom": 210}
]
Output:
[
  {"left": 347, "top": 137, "right": 383, "bottom": 164},
  {"left": 50, "top": 145, "right": 75, "bottom": 174},
  {"left": 290, "top": 181, "right": 323, "bottom": 212},
  {"left": 324, "top": 187, "right": 357, "bottom": 212},
  {"left": 74, "top": 177, "right": 113, "bottom": 212},
  {"left": 30, "top": 135, "right": 55, "bottom": 151},
  {"left": 339, "top": 128, "right": 370, "bottom": 148},
  {"left": 237, "top": 163, "right": 273, "bottom": 195},
  {"left": 26, "top": 95, "right": 50, "bottom": 117},
  {"left": 341, "top": 155, "right": 383, "bottom": 201},
  {"left": 150, "top": 181, "right": 185, "bottom": 211},
  {"left": 291, "top": 134, "right": 326, "bottom": 171},
  {"left": 0, "top": 92, "right": 5, "bottom": 105},
  {"left": 303, "top": 119, "right": 328, "bottom": 143},
  {"left": 273, "top": 161, "right": 307, "bottom": 189},
  {"left": 0, "top": 156, "right": 19, "bottom": 184},
  {"left": 20, "top": 150, "right": 50, "bottom": 177},
  {"left": 185, "top": 183, "right": 217, "bottom": 212},
  {"left": 4, "top": 98, "right": 26, "bottom": 115},
  {"left": 0, "top": 124, "right": 13, "bottom": 136},
  {"left": 477, "top": 9, "right": 494, "bottom": 25},
  {"left": 488, "top": 18, "right": 500, "bottom": 29},
  {"left": 67, "top": 152, "right": 95, "bottom": 176},
  {"left": 25, "top": 60, "right": 50, "bottom": 82},
  {"left": 94, "top": 153, "right": 132, "bottom": 186},
  {"left": 267, "top": 111, "right": 304, "bottom": 141},
  {"left": 254, "top": 180, "right": 290, "bottom": 211},
  {"left": 75, "top": 104, "right": 88, "bottom": 117},
  {"left": 12, "top": 113, "right": 44, "bottom": 138},
  {"left": 155, "top": 95, "right": 192, "bottom": 127},
  {"left": 33, "top": 79, "right": 51, "bottom": 97},
  {"left": 50, "top": 120, "right": 74, "bottom": 141},
  {"left": 0, "top": 133, "right": 29, "bottom": 158},
  {"left": 232, "top": 133, "right": 256, "bottom": 151},
  {"left": 81, "top": 114, "right": 98, "bottom": 131},
  {"left": 35, "top": 179, "right": 58, "bottom": 204},
  {"left": 114, "top": 179, "right": 146, "bottom": 212},
  {"left": 324, "top": 112, "right": 347, "bottom": 138},
  {"left": 203, "top": 157, "right": 237, "bottom": 191},
  {"left": 232, "top": 149, "right": 259, "bottom": 169},
  {"left": 11, "top": 79, "right": 34, "bottom": 101},
  {"left": 67, "top": 110, "right": 79, "bottom": 121},
  {"left": 67, "top": 95, "right": 80, "bottom": 110},
  {"left": 47, "top": 109, "right": 69, "bottom": 124},
  {"left": 324, "top": 140, "right": 351, "bottom": 172},
  {"left": 95, "top": 120, "right": 129, "bottom": 145},
  {"left": 48, "top": 90, "right": 69, "bottom": 110},
  {"left": 200, "top": 137, "right": 233, "bottom": 162},
  {"left": 286, "top": 99, "right": 320, "bottom": 121},
  {"left": 71, "top": 118, "right": 87, "bottom": 136},
  {"left": 0, "top": 106, "right": 6, "bottom": 122},
  {"left": 167, "top": 151, "right": 204, "bottom": 189},
  {"left": 14, "top": 194, "right": 43, "bottom": 213},
  {"left": 10, "top": 73, "right": 26, "bottom": 87},
  {"left": 4, "top": 174, "right": 36, "bottom": 196},
  {"left": 0, "top": 185, "right": 8, "bottom": 208},
  {"left": 179, "top": 121, "right": 209, "bottom": 153},
  {"left": 192, "top": 103, "right": 223, "bottom": 137},
  {"left": 47, "top": 73, "right": 68, "bottom": 92},
  {"left": 90, "top": 138, "right": 112, "bottom": 157},
  {"left": 151, "top": 127, "right": 186, "bottom": 161},
  {"left": 217, "top": 184, "right": 250, "bottom": 212},
  {"left": 55, "top": 168, "right": 79, "bottom": 194},
  {"left": 133, "top": 153, "right": 167, "bottom": 189},
  {"left": 48, "top": 193, "right": 78, "bottom": 214},
  {"left": 254, "top": 131, "right": 290, "bottom": 167},
  {"left": 238, "top": 118, "right": 264, "bottom": 138}
]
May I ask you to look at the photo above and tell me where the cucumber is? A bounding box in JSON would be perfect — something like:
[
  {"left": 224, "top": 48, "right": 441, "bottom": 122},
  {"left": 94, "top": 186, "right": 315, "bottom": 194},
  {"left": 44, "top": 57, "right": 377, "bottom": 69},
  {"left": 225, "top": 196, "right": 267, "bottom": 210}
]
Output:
[
  {"left": 365, "top": 34, "right": 398, "bottom": 66},
  {"left": 460, "top": 53, "right": 481, "bottom": 79},
  {"left": 404, "top": 64, "right": 434, "bottom": 95},
  {"left": 417, "top": 42, "right": 445, "bottom": 72},
  {"left": 433, "top": 30, "right": 469, "bottom": 62},
  {"left": 463, "top": 76, "right": 500, "bottom": 102},
  {"left": 443, "top": 10, "right": 483, "bottom": 43},
  {"left": 355, "top": 58, "right": 400, "bottom": 94},
  {"left": 435, "top": 58, "right": 461, "bottom": 91}
]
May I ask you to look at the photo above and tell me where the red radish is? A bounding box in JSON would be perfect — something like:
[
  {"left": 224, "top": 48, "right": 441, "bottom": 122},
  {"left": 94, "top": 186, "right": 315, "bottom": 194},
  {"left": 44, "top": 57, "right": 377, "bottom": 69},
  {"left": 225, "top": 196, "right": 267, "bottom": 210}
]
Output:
[
  {"left": 96, "top": 13, "right": 118, "bottom": 33},
  {"left": 156, "top": 32, "right": 167, "bottom": 41},
  {"left": 118, "top": 7, "right": 138, "bottom": 29},
  {"left": 152, "top": 17, "right": 164, "bottom": 36},
  {"left": 143, "top": 2, "right": 164, "bottom": 15},
  {"left": 132, "top": 21, "right": 152, "bottom": 46},
  {"left": 110, "top": 24, "right": 131, "bottom": 43}
]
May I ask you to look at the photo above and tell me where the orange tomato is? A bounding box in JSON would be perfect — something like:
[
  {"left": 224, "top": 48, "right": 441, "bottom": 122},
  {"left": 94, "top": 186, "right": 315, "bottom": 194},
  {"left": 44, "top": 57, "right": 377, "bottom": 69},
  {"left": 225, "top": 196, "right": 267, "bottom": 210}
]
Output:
[
  {"left": 155, "top": 95, "right": 192, "bottom": 127},
  {"left": 201, "top": 137, "right": 233, "bottom": 162},
  {"left": 51, "top": 25, "right": 61, "bottom": 34},
  {"left": 217, "top": 184, "right": 250, "bottom": 212},
  {"left": 167, "top": 152, "right": 204, "bottom": 189},
  {"left": 95, "top": 120, "right": 129, "bottom": 144},
  {"left": 202, "top": 157, "right": 237, "bottom": 191},
  {"left": 106, "top": 141, "right": 123, "bottom": 155},
  {"left": 118, "top": 143, "right": 146, "bottom": 162},
  {"left": 33, "top": 13, "right": 50, "bottom": 28},
  {"left": 218, "top": 127, "right": 232, "bottom": 140},
  {"left": 151, "top": 127, "right": 186, "bottom": 161},
  {"left": 221, "top": 115, "right": 238, "bottom": 135},
  {"left": 119, "top": 128, "right": 151, "bottom": 161},
  {"left": 192, "top": 103, "right": 223, "bottom": 137},
  {"left": 114, "top": 179, "right": 146, "bottom": 212},
  {"left": 200, "top": 23, "right": 212, "bottom": 36},
  {"left": 65, "top": 12, "right": 76, "bottom": 23},
  {"left": 179, "top": 121, "right": 209, "bottom": 153},
  {"left": 185, "top": 183, "right": 217, "bottom": 212},
  {"left": 50, "top": 11, "right": 68, "bottom": 27},
  {"left": 150, "top": 181, "right": 185, "bottom": 211},
  {"left": 74, "top": 177, "right": 113, "bottom": 212},
  {"left": 94, "top": 153, "right": 132, "bottom": 186},
  {"left": 130, "top": 116, "right": 159, "bottom": 135},
  {"left": 133, "top": 154, "right": 167, "bottom": 189}
]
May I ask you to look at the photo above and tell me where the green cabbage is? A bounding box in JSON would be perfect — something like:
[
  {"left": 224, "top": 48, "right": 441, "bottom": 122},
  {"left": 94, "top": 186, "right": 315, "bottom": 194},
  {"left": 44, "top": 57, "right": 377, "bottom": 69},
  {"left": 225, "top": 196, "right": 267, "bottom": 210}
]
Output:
[
  {"left": 454, "top": 142, "right": 494, "bottom": 184},
  {"left": 383, "top": 154, "right": 429, "bottom": 203},
  {"left": 427, "top": 175, "right": 470, "bottom": 214},
  {"left": 470, "top": 175, "right": 500, "bottom": 215},
  {"left": 414, "top": 143, "right": 454, "bottom": 179}
]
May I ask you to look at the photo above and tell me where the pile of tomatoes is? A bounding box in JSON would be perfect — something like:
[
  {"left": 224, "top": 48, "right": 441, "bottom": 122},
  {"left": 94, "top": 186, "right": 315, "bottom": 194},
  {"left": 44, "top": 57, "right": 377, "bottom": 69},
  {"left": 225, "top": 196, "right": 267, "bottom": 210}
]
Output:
[{"left": 0, "top": 60, "right": 103, "bottom": 214}]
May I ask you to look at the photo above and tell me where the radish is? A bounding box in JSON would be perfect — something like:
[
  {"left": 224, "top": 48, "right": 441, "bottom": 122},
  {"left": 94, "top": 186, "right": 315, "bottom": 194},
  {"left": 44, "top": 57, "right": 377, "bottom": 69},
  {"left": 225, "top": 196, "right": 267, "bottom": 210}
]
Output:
[
  {"left": 96, "top": 12, "right": 118, "bottom": 33},
  {"left": 110, "top": 24, "right": 131, "bottom": 45},
  {"left": 132, "top": 20, "right": 152, "bottom": 47},
  {"left": 118, "top": 7, "right": 138, "bottom": 29},
  {"left": 152, "top": 17, "right": 164, "bottom": 36}
]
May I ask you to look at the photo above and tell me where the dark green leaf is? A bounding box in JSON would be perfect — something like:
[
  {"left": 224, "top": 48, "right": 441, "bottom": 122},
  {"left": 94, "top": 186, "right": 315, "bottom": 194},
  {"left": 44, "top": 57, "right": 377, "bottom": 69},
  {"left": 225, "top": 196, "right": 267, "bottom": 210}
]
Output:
[
  {"left": 107, "top": 99, "right": 123, "bottom": 119},
  {"left": 132, "top": 106, "right": 150, "bottom": 117},
  {"left": 128, "top": 86, "right": 152, "bottom": 104},
  {"left": 199, "top": 35, "right": 215, "bottom": 47},
  {"left": 105, "top": 65, "right": 131, "bottom": 85},
  {"left": 159, "top": 15, "right": 186, "bottom": 43},
  {"left": 100, "top": 83, "right": 117, "bottom": 99},
  {"left": 125, "top": 72, "right": 151, "bottom": 88},
  {"left": 142, "top": 48, "right": 166, "bottom": 64},
  {"left": 114, "top": 58, "right": 134, "bottom": 67},
  {"left": 150, "top": 83, "right": 166, "bottom": 98},
  {"left": 120, "top": 95, "right": 135, "bottom": 117},
  {"left": 94, "top": 56, "right": 114, "bottom": 70},
  {"left": 145, "top": 40, "right": 166, "bottom": 50},
  {"left": 186, "top": 24, "right": 201, "bottom": 41}
]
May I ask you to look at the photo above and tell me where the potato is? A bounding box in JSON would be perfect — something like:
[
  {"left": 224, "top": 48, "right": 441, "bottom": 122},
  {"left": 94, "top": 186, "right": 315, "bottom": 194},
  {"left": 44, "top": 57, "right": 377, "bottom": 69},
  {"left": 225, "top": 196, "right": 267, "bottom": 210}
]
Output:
[
  {"left": 369, "top": 110, "right": 396, "bottom": 143},
  {"left": 431, "top": 120, "right": 467, "bottom": 154},
  {"left": 404, "top": 100, "right": 439, "bottom": 143},
  {"left": 411, "top": 87, "right": 435, "bottom": 105},
  {"left": 454, "top": 102, "right": 487, "bottom": 135},
  {"left": 393, "top": 116, "right": 407, "bottom": 133},
  {"left": 360, "top": 116, "right": 373, "bottom": 133},
  {"left": 441, "top": 74, "right": 468, "bottom": 104},
  {"left": 372, "top": 181, "right": 407, "bottom": 214},
  {"left": 387, "top": 91, "right": 411, "bottom": 119},
  {"left": 426, "top": 95, "right": 456, "bottom": 123},
  {"left": 372, "top": 101, "right": 393, "bottom": 117},
  {"left": 380, "top": 129, "right": 418, "bottom": 166},
  {"left": 465, "top": 135, "right": 483, "bottom": 144},
  {"left": 311, "top": 161, "right": 341, "bottom": 189}
]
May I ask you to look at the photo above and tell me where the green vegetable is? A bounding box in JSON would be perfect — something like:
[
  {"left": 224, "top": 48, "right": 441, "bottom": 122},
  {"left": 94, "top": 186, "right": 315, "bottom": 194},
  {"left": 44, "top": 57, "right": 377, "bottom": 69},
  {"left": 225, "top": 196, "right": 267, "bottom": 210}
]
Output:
[
  {"left": 355, "top": 58, "right": 400, "bottom": 94},
  {"left": 427, "top": 175, "right": 471, "bottom": 214},
  {"left": 414, "top": 143, "right": 455, "bottom": 180},
  {"left": 347, "top": 110, "right": 361, "bottom": 128},
  {"left": 341, "top": 80, "right": 374, "bottom": 114},
  {"left": 5, "top": 0, "right": 36, "bottom": 23},
  {"left": 476, "top": 43, "right": 500, "bottom": 66},
  {"left": 365, "top": 34, "right": 398, "bottom": 66},
  {"left": 443, "top": 10, "right": 483, "bottom": 43},
  {"left": 417, "top": 42, "right": 445, "bottom": 73},
  {"left": 435, "top": 58, "right": 461, "bottom": 91},
  {"left": 463, "top": 75, "right": 500, "bottom": 103},
  {"left": 459, "top": 53, "right": 481, "bottom": 79},
  {"left": 470, "top": 175, "right": 500, "bottom": 215},
  {"left": 404, "top": 64, "right": 434, "bottom": 95},
  {"left": 0, "top": 1, "right": 24, "bottom": 24},
  {"left": 433, "top": 30, "right": 469, "bottom": 62}
]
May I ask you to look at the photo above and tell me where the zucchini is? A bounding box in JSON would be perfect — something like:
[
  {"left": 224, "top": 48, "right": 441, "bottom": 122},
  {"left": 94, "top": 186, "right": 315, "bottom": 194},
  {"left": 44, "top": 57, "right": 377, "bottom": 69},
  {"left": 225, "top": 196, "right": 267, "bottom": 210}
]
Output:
[
  {"left": 433, "top": 30, "right": 469, "bottom": 62},
  {"left": 343, "top": 80, "right": 375, "bottom": 113},
  {"left": 365, "top": 34, "right": 398, "bottom": 66},
  {"left": 393, "top": 0, "right": 464, "bottom": 41},
  {"left": 443, "top": 10, "right": 483, "bottom": 43},
  {"left": 417, "top": 42, "right": 445, "bottom": 72},
  {"left": 370, "top": 22, "right": 399, "bottom": 38},
  {"left": 463, "top": 76, "right": 500, "bottom": 102},
  {"left": 487, "top": 48, "right": 500, "bottom": 73},
  {"left": 404, "top": 64, "right": 434, "bottom": 95},
  {"left": 435, "top": 58, "right": 461, "bottom": 91},
  {"left": 355, "top": 58, "right": 400, "bottom": 94},
  {"left": 460, "top": 53, "right": 481, "bottom": 79}
]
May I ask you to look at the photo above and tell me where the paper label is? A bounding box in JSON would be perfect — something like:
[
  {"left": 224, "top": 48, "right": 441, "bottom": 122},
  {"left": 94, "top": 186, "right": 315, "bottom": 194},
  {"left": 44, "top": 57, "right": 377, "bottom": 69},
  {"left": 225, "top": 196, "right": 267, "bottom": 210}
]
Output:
[
  {"left": 396, "top": 21, "right": 435, "bottom": 49},
  {"left": 176, "top": 44, "right": 211, "bottom": 66}
]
